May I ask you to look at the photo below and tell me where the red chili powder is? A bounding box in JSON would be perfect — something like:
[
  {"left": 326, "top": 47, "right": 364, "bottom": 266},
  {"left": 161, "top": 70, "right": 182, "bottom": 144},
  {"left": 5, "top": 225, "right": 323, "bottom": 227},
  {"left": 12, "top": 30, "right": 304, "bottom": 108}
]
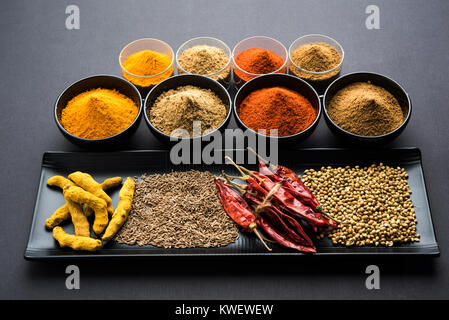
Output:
[
  {"left": 238, "top": 87, "right": 317, "bottom": 136},
  {"left": 234, "top": 48, "right": 285, "bottom": 82}
]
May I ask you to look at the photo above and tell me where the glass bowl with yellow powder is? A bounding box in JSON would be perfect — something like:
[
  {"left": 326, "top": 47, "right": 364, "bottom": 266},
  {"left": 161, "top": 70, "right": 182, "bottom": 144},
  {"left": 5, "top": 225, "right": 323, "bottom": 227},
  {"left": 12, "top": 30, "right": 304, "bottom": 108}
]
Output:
[
  {"left": 176, "top": 37, "right": 232, "bottom": 89},
  {"left": 288, "top": 34, "right": 344, "bottom": 93},
  {"left": 55, "top": 75, "right": 142, "bottom": 148},
  {"left": 119, "top": 38, "right": 174, "bottom": 94}
]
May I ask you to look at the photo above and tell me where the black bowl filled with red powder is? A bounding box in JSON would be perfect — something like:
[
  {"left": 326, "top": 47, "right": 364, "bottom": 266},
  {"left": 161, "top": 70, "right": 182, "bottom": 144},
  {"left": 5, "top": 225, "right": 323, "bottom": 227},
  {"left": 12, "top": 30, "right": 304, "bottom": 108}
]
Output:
[{"left": 234, "top": 73, "right": 321, "bottom": 144}]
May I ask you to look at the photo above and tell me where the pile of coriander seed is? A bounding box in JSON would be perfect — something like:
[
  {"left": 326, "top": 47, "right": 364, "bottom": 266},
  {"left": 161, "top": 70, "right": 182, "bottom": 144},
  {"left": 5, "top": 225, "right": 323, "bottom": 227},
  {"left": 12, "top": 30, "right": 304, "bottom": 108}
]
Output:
[{"left": 302, "top": 163, "right": 420, "bottom": 247}]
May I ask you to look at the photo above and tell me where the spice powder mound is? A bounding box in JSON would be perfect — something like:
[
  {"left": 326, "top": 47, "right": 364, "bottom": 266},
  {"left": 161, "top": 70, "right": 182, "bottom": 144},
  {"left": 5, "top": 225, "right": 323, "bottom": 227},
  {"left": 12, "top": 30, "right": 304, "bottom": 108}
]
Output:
[
  {"left": 327, "top": 82, "right": 404, "bottom": 136},
  {"left": 60, "top": 88, "right": 139, "bottom": 139},
  {"left": 114, "top": 170, "right": 239, "bottom": 248},
  {"left": 290, "top": 42, "right": 341, "bottom": 81},
  {"left": 178, "top": 45, "right": 230, "bottom": 81},
  {"left": 238, "top": 87, "right": 317, "bottom": 136},
  {"left": 149, "top": 85, "right": 227, "bottom": 137}
]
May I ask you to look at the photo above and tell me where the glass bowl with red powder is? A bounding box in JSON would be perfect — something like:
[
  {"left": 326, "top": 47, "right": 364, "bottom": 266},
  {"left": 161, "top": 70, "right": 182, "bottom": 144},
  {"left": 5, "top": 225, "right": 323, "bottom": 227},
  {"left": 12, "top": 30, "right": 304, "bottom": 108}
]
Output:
[
  {"left": 232, "top": 36, "right": 288, "bottom": 88},
  {"left": 234, "top": 73, "right": 321, "bottom": 144}
]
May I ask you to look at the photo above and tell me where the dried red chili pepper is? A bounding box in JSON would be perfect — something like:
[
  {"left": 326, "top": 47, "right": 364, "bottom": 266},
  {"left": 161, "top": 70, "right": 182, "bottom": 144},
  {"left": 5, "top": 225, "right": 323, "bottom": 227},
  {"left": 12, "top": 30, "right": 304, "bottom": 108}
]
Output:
[
  {"left": 256, "top": 216, "right": 316, "bottom": 253},
  {"left": 248, "top": 148, "right": 338, "bottom": 225},
  {"left": 224, "top": 156, "right": 333, "bottom": 227},
  {"left": 276, "top": 165, "right": 320, "bottom": 209},
  {"left": 244, "top": 192, "right": 315, "bottom": 248},
  {"left": 251, "top": 170, "right": 337, "bottom": 227},
  {"left": 214, "top": 178, "right": 271, "bottom": 251}
]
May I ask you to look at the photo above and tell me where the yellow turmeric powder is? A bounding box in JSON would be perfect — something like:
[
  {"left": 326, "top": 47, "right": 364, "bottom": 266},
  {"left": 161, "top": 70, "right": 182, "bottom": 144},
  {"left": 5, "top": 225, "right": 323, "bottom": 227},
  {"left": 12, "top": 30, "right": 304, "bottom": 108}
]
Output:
[
  {"left": 122, "top": 50, "right": 173, "bottom": 87},
  {"left": 60, "top": 88, "right": 138, "bottom": 140}
]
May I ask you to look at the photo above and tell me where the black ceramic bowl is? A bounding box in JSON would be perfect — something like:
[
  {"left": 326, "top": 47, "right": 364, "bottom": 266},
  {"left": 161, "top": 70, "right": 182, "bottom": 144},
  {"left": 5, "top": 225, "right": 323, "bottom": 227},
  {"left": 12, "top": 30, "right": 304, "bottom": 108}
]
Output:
[
  {"left": 144, "top": 74, "right": 232, "bottom": 144},
  {"left": 323, "top": 72, "right": 411, "bottom": 144},
  {"left": 234, "top": 73, "right": 321, "bottom": 144},
  {"left": 55, "top": 75, "right": 142, "bottom": 148}
]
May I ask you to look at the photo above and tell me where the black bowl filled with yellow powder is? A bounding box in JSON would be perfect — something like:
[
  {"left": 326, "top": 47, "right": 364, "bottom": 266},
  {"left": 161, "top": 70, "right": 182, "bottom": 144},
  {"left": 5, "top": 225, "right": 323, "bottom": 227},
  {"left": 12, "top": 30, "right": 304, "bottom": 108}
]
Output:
[
  {"left": 144, "top": 74, "right": 232, "bottom": 144},
  {"left": 323, "top": 72, "right": 411, "bottom": 144},
  {"left": 55, "top": 75, "right": 142, "bottom": 148}
]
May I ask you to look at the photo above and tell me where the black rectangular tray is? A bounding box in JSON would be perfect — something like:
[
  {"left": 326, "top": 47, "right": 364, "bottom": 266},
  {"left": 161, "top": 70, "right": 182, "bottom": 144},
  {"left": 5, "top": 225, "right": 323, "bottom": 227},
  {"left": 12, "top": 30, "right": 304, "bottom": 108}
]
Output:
[{"left": 24, "top": 148, "right": 439, "bottom": 260}]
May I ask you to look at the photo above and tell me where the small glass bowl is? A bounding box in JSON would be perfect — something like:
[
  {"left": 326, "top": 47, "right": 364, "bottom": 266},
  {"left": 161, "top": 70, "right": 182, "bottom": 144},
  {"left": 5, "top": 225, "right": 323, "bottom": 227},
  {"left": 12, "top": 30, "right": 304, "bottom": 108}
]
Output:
[
  {"left": 176, "top": 37, "right": 232, "bottom": 89},
  {"left": 119, "top": 38, "right": 174, "bottom": 92},
  {"left": 232, "top": 36, "right": 288, "bottom": 88},
  {"left": 288, "top": 34, "right": 344, "bottom": 88}
]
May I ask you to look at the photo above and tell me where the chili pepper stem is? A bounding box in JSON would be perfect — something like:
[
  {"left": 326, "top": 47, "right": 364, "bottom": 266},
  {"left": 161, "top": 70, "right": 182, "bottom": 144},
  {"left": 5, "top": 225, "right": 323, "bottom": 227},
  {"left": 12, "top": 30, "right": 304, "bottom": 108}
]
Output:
[
  {"left": 221, "top": 172, "right": 247, "bottom": 194},
  {"left": 255, "top": 183, "right": 281, "bottom": 216},
  {"left": 247, "top": 147, "right": 277, "bottom": 171},
  {"left": 316, "top": 205, "right": 343, "bottom": 224},
  {"left": 251, "top": 226, "right": 272, "bottom": 251},
  {"left": 224, "top": 156, "right": 249, "bottom": 178}
]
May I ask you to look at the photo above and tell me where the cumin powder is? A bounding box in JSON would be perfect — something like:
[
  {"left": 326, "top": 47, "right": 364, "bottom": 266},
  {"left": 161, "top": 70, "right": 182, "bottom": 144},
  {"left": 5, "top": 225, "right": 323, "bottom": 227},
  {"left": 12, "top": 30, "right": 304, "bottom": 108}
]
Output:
[{"left": 327, "top": 82, "right": 404, "bottom": 136}]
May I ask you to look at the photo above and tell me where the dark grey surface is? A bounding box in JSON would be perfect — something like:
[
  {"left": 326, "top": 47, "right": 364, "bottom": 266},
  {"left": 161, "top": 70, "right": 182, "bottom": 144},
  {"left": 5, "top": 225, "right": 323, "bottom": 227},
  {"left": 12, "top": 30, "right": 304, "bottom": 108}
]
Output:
[{"left": 1, "top": 0, "right": 448, "bottom": 299}]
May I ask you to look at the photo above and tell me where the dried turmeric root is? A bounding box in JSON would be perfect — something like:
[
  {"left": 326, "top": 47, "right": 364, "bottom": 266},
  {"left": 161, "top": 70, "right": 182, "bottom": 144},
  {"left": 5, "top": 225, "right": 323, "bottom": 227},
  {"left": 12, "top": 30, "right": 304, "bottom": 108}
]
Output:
[
  {"left": 45, "top": 176, "right": 123, "bottom": 228},
  {"left": 46, "top": 204, "right": 70, "bottom": 229},
  {"left": 45, "top": 176, "right": 76, "bottom": 229},
  {"left": 69, "top": 171, "right": 114, "bottom": 216},
  {"left": 65, "top": 198, "right": 90, "bottom": 237},
  {"left": 64, "top": 186, "right": 108, "bottom": 235},
  {"left": 47, "top": 175, "right": 76, "bottom": 189},
  {"left": 102, "top": 177, "right": 135, "bottom": 241},
  {"left": 101, "top": 176, "right": 123, "bottom": 189},
  {"left": 84, "top": 177, "right": 123, "bottom": 217},
  {"left": 53, "top": 226, "right": 101, "bottom": 251}
]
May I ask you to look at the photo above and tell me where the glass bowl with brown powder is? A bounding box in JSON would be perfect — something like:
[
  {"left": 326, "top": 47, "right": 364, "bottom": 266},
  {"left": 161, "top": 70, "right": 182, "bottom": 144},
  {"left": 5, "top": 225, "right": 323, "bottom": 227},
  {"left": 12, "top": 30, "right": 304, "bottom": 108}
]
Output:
[
  {"left": 288, "top": 34, "right": 344, "bottom": 92},
  {"left": 176, "top": 37, "right": 232, "bottom": 89},
  {"left": 323, "top": 72, "right": 411, "bottom": 143},
  {"left": 144, "top": 74, "right": 232, "bottom": 144}
]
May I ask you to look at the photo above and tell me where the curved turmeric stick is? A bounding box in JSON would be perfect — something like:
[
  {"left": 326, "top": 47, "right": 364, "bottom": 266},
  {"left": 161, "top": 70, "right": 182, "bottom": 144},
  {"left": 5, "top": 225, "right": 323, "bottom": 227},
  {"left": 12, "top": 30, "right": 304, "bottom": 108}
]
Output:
[
  {"left": 84, "top": 177, "right": 122, "bottom": 217},
  {"left": 102, "top": 177, "right": 135, "bottom": 241},
  {"left": 64, "top": 186, "right": 108, "bottom": 235},
  {"left": 101, "top": 176, "right": 123, "bottom": 190},
  {"left": 69, "top": 171, "right": 114, "bottom": 215},
  {"left": 53, "top": 226, "right": 101, "bottom": 251},
  {"left": 45, "top": 204, "right": 70, "bottom": 229},
  {"left": 47, "top": 175, "right": 76, "bottom": 190},
  {"left": 46, "top": 176, "right": 123, "bottom": 228},
  {"left": 65, "top": 197, "right": 90, "bottom": 237},
  {"left": 45, "top": 176, "right": 77, "bottom": 229}
]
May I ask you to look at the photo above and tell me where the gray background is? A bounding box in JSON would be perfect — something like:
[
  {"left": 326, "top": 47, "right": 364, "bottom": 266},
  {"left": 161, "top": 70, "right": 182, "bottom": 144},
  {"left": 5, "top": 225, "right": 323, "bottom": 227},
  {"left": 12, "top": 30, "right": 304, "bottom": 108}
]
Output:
[{"left": 1, "top": 0, "right": 448, "bottom": 299}]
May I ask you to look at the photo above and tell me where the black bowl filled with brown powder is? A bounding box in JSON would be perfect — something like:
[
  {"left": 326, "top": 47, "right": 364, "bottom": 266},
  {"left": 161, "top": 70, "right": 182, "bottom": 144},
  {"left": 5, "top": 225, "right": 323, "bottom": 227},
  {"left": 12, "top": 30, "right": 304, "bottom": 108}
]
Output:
[
  {"left": 323, "top": 72, "right": 411, "bottom": 143},
  {"left": 144, "top": 74, "right": 232, "bottom": 144}
]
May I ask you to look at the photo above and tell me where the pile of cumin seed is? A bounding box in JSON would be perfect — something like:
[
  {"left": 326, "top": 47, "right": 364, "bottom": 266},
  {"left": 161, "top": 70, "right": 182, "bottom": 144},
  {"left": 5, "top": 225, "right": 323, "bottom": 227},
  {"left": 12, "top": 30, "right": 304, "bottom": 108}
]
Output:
[{"left": 114, "top": 170, "right": 239, "bottom": 248}]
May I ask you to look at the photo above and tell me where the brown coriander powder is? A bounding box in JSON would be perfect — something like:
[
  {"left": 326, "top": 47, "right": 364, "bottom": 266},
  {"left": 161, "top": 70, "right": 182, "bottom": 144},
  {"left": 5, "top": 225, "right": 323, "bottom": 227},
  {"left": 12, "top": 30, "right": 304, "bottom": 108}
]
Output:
[
  {"left": 149, "top": 85, "right": 227, "bottom": 137},
  {"left": 290, "top": 42, "right": 341, "bottom": 81},
  {"left": 327, "top": 82, "right": 404, "bottom": 136}
]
